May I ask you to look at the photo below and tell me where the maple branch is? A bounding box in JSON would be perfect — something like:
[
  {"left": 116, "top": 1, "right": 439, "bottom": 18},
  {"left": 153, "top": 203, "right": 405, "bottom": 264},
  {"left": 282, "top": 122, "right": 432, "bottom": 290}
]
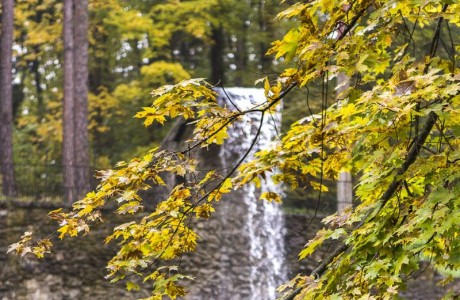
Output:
[
  {"left": 339, "top": 6, "right": 367, "bottom": 39},
  {"left": 445, "top": 20, "right": 456, "bottom": 73},
  {"left": 188, "top": 112, "right": 266, "bottom": 208},
  {"left": 282, "top": 111, "right": 438, "bottom": 300},
  {"left": 182, "top": 82, "right": 296, "bottom": 154},
  {"left": 181, "top": 0, "right": 368, "bottom": 157},
  {"left": 395, "top": 8, "right": 420, "bottom": 65},
  {"left": 410, "top": 4, "right": 447, "bottom": 141},
  {"left": 377, "top": 112, "right": 438, "bottom": 210},
  {"left": 426, "top": 4, "right": 448, "bottom": 64},
  {"left": 131, "top": 111, "right": 267, "bottom": 277}
]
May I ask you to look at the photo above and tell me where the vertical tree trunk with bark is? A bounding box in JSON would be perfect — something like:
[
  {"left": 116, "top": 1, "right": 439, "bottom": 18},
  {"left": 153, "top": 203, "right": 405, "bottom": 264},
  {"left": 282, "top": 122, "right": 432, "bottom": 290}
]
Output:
[
  {"left": 209, "top": 26, "right": 225, "bottom": 85},
  {"left": 63, "top": 0, "right": 75, "bottom": 204},
  {"left": 234, "top": 23, "right": 248, "bottom": 86},
  {"left": 31, "top": 55, "right": 44, "bottom": 120},
  {"left": 73, "top": 0, "right": 91, "bottom": 198},
  {"left": 258, "top": 0, "right": 271, "bottom": 74},
  {"left": 0, "top": 0, "right": 17, "bottom": 197},
  {"left": 32, "top": 7, "right": 45, "bottom": 119}
]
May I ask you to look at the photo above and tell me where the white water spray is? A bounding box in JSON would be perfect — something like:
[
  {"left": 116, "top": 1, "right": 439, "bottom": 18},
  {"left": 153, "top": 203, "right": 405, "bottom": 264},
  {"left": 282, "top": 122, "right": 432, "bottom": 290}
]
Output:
[{"left": 216, "top": 88, "right": 287, "bottom": 300}]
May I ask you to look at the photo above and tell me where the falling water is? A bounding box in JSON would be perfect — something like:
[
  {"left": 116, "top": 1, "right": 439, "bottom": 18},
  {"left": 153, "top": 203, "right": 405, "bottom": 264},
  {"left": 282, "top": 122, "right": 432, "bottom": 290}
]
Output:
[{"left": 216, "top": 87, "right": 287, "bottom": 300}]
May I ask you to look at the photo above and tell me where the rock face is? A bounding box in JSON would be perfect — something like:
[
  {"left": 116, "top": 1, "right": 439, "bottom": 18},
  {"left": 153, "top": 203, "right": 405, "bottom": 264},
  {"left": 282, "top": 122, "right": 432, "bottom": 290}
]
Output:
[{"left": 0, "top": 206, "right": 141, "bottom": 300}]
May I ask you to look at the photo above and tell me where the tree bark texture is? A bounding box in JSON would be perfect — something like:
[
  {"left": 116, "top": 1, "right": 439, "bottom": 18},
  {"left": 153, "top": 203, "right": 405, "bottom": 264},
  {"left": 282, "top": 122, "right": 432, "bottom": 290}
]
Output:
[
  {"left": 0, "top": 0, "right": 17, "bottom": 196},
  {"left": 63, "top": 0, "right": 76, "bottom": 204},
  {"left": 62, "top": 0, "right": 90, "bottom": 203},
  {"left": 258, "top": 0, "right": 271, "bottom": 74},
  {"left": 209, "top": 26, "right": 225, "bottom": 85},
  {"left": 73, "top": 0, "right": 90, "bottom": 199}
]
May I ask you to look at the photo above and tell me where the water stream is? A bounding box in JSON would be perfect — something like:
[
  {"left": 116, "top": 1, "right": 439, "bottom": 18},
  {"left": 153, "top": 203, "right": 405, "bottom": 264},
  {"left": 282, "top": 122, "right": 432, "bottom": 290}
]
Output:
[{"left": 216, "top": 88, "right": 286, "bottom": 300}]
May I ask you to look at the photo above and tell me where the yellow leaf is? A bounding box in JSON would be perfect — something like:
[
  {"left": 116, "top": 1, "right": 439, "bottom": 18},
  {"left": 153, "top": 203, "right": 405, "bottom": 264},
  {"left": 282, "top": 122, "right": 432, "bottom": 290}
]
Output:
[
  {"left": 260, "top": 192, "right": 282, "bottom": 203},
  {"left": 126, "top": 281, "right": 140, "bottom": 291}
]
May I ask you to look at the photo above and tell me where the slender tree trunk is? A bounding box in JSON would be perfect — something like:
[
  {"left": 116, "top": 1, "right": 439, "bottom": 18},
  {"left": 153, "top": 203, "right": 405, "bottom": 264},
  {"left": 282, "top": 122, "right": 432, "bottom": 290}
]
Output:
[
  {"left": 234, "top": 23, "right": 248, "bottom": 86},
  {"left": 73, "top": 0, "right": 90, "bottom": 198},
  {"left": 32, "top": 5, "right": 44, "bottom": 119},
  {"left": 258, "top": 0, "right": 271, "bottom": 74},
  {"left": 31, "top": 56, "right": 45, "bottom": 120},
  {"left": 130, "top": 39, "right": 142, "bottom": 76},
  {"left": 88, "top": 28, "right": 109, "bottom": 93},
  {"left": 12, "top": 72, "right": 25, "bottom": 119},
  {"left": 0, "top": 0, "right": 17, "bottom": 197},
  {"left": 63, "top": 0, "right": 75, "bottom": 204},
  {"left": 209, "top": 26, "right": 225, "bottom": 85}
]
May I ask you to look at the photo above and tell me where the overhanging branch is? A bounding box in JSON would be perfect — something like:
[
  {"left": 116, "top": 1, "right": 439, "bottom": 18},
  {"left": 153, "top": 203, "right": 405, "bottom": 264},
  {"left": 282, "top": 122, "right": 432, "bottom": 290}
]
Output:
[{"left": 282, "top": 111, "right": 438, "bottom": 300}]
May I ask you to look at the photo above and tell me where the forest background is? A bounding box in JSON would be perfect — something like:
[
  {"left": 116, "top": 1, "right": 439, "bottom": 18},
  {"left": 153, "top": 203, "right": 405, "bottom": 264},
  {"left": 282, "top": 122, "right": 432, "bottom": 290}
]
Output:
[{"left": 0, "top": 0, "right": 319, "bottom": 209}]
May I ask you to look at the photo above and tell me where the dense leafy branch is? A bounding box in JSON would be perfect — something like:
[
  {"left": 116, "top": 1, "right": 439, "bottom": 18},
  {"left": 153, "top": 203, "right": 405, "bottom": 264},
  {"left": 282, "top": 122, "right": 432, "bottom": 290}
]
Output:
[{"left": 282, "top": 110, "right": 439, "bottom": 300}]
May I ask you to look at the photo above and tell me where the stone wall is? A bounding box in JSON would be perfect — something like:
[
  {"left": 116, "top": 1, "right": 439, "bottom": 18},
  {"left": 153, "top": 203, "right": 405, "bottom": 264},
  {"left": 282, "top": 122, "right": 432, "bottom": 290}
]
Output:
[
  {"left": 0, "top": 204, "right": 145, "bottom": 300},
  {"left": 0, "top": 203, "right": 458, "bottom": 299}
]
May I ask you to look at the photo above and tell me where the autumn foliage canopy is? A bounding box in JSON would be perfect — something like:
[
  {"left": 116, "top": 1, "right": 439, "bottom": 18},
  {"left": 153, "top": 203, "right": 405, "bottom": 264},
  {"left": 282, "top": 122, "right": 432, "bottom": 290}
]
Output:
[{"left": 9, "top": 0, "right": 460, "bottom": 299}]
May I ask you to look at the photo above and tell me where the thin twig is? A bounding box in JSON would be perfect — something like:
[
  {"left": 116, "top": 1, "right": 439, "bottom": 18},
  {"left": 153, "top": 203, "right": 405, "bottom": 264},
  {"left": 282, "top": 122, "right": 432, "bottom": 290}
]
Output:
[{"left": 219, "top": 84, "right": 242, "bottom": 113}]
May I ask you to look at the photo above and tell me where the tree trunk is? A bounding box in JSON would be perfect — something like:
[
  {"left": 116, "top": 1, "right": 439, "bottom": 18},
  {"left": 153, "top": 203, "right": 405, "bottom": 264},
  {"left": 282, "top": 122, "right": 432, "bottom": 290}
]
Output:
[
  {"left": 32, "top": 5, "right": 44, "bottom": 119},
  {"left": 209, "top": 26, "right": 225, "bottom": 85},
  {"left": 63, "top": 0, "right": 75, "bottom": 204},
  {"left": 31, "top": 56, "right": 45, "bottom": 120},
  {"left": 73, "top": 0, "right": 91, "bottom": 199},
  {"left": 258, "top": 0, "right": 271, "bottom": 74},
  {"left": 0, "top": 0, "right": 17, "bottom": 197},
  {"left": 234, "top": 23, "right": 248, "bottom": 86},
  {"left": 88, "top": 34, "right": 108, "bottom": 93}
]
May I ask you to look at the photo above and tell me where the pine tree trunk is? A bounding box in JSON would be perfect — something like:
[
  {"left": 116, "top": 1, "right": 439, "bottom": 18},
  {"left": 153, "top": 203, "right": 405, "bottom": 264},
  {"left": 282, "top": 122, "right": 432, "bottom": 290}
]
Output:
[
  {"left": 73, "top": 0, "right": 90, "bottom": 199},
  {"left": 0, "top": 0, "right": 17, "bottom": 197},
  {"left": 209, "top": 26, "right": 225, "bottom": 85},
  {"left": 63, "top": 0, "right": 75, "bottom": 204}
]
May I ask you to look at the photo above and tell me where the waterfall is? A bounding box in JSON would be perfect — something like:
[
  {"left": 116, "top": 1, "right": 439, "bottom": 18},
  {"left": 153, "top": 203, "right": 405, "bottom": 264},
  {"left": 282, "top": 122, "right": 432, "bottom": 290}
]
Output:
[{"left": 216, "top": 87, "right": 287, "bottom": 300}]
